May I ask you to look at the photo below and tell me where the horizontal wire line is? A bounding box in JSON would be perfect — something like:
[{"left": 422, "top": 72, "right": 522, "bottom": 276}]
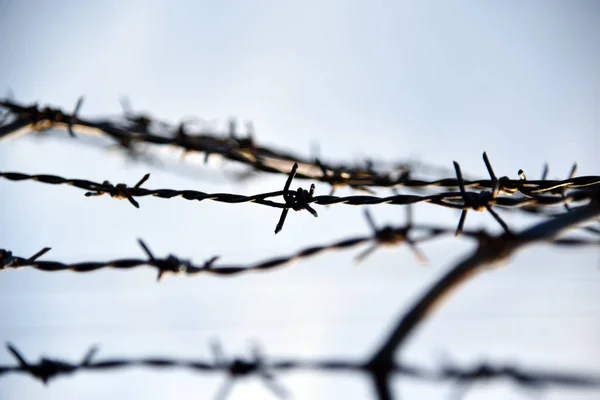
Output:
[
  {"left": 2, "top": 224, "right": 597, "bottom": 278},
  {"left": 1, "top": 344, "right": 599, "bottom": 393},
  {"left": 1, "top": 171, "right": 598, "bottom": 213}
]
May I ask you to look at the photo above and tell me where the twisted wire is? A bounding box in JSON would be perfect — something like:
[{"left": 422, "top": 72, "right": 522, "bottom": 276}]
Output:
[
  {"left": 2, "top": 221, "right": 597, "bottom": 279},
  {"left": 1, "top": 342, "right": 598, "bottom": 400},
  {"left": 2, "top": 97, "right": 600, "bottom": 399},
  {"left": 1, "top": 170, "right": 598, "bottom": 213},
  {"left": 2, "top": 98, "right": 597, "bottom": 193}
]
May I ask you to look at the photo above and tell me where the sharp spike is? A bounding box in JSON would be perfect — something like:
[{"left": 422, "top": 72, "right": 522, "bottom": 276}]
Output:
[
  {"left": 482, "top": 152, "right": 497, "bottom": 182},
  {"left": 485, "top": 205, "right": 512, "bottom": 235},
  {"left": 541, "top": 163, "right": 549, "bottom": 180},
  {"left": 6, "top": 343, "right": 29, "bottom": 367},
  {"left": 363, "top": 209, "right": 378, "bottom": 232},
  {"left": 355, "top": 244, "right": 378, "bottom": 263},
  {"left": 456, "top": 210, "right": 468, "bottom": 236},
  {"left": 453, "top": 161, "right": 466, "bottom": 196},
  {"left": 134, "top": 173, "right": 150, "bottom": 188},
  {"left": 137, "top": 239, "right": 155, "bottom": 261},
  {"left": 274, "top": 209, "right": 289, "bottom": 234}
]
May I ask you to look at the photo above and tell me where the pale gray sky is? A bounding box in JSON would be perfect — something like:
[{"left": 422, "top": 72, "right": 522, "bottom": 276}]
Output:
[{"left": 0, "top": 1, "right": 598, "bottom": 399}]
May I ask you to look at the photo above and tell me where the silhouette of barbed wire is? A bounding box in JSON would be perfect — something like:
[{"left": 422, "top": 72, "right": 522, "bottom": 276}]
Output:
[
  {"left": 0, "top": 97, "right": 413, "bottom": 190},
  {"left": 2, "top": 213, "right": 597, "bottom": 279},
  {"left": 1, "top": 342, "right": 599, "bottom": 400},
  {"left": 3, "top": 98, "right": 597, "bottom": 195},
  {"left": 1, "top": 157, "right": 599, "bottom": 235},
  {"left": 2, "top": 97, "right": 600, "bottom": 400}
]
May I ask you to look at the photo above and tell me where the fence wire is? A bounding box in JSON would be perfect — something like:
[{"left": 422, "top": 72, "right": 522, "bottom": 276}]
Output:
[
  {"left": 2, "top": 159, "right": 600, "bottom": 235},
  {"left": 1, "top": 97, "right": 595, "bottom": 194},
  {"left": 2, "top": 96, "right": 600, "bottom": 399},
  {"left": 1, "top": 341, "right": 599, "bottom": 400},
  {"left": 1, "top": 213, "right": 598, "bottom": 279},
  {"left": 2, "top": 201, "right": 600, "bottom": 399}
]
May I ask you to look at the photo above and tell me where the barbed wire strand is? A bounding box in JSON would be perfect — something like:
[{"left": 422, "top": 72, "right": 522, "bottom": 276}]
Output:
[
  {"left": 1, "top": 341, "right": 599, "bottom": 400},
  {"left": 1, "top": 208, "right": 598, "bottom": 279},
  {"left": 0, "top": 98, "right": 419, "bottom": 191},
  {"left": 2, "top": 156, "right": 599, "bottom": 235},
  {"left": 2, "top": 98, "right": 598, "bottom": 194}
]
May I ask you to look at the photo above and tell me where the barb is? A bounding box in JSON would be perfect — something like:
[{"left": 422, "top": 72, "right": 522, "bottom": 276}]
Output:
[
  {"left": 0, "top": 247, "right": 51, "bottom": 270},
  {"left": 453, "top": 152, "right": 512, "bottom": 236},
  {"left": 210, "top": 340, "right": 290, "bottom": 399},
  {"left": 137, "top": 239, "right": 219, "bottom": 281},
  {"left": 356, "top": 206, "right": 427, "bottom": 264},
  {"left": 5, "top": 344, "right": 98, "bottom": 385},
  {"left": 84, "top": 173, "right": 150, "bottom": 208},
  {"left": 274, "top": 163, "right": 318, "bottom": 234}
]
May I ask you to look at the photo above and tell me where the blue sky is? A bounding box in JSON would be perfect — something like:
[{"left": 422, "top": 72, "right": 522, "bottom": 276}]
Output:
[{"left": 0, "top": 1, "right": 598, "bottom": 399}]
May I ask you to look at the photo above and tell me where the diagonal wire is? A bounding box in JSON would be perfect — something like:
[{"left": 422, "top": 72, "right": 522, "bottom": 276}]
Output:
[
  {"left": 365, "top": 199, "right": 600, "bottom": 399},
  {"left": 2, "top": 98, "right": 600, "bottom": 194}
]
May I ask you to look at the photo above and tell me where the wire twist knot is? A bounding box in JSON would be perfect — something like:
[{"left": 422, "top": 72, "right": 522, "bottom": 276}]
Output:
[
  {"left": 137, "top": 239, "right": 219, "bottom": 281},
  {"left": 453, "top": 152, "right": 512, "bottom": 236},
  {"left": 211, "top": 341, "right": 288, "bottom": 399},
  {"left": 275, "top": 163, "right": 318, "bottom": 234}
]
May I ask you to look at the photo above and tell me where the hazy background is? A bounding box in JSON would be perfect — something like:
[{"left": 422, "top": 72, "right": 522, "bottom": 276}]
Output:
[{"left": 0, "top": 1, "right": 598, "bottom": 399}]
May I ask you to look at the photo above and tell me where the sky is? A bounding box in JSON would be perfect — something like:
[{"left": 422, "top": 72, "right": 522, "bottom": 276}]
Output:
[{"left": 0, "top": 1, "right": 599, "bottom": 399}]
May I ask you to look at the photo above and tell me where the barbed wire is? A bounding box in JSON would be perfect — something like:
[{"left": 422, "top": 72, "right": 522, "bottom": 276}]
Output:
[
  {"left": 2, "top": 206, "right": 598, "bottom": 280},
  {"left": 2, "top": 204, "right": 600, "bottom": 399},
  {"left": 0, "top": 97, "right": 415, "bottom": 191},
  {"left": 2, "top": 155, "right": 600, "bottom": 235},
  {"left": 1, "top": 341, "right": 599, "bottom": 400},
  {"left": 3, "top": 97, "right": 600, "bottom": 399},
  {"left": 1, "top": 97, "right": 596, "bottom": 194}
]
